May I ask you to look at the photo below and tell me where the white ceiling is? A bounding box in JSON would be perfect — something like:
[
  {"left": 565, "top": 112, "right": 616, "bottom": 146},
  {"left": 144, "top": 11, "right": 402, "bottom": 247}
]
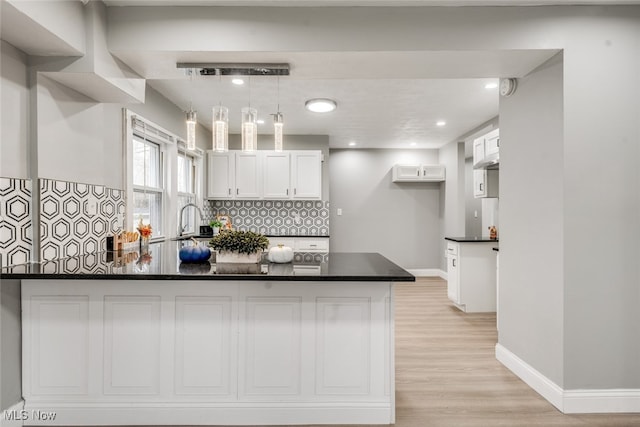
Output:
[
  {"left": 118, "top": 49, "right": 559, "bottom": 149},
  {"left": 103, "top": 0, "right": 640, "bottom": 5}
]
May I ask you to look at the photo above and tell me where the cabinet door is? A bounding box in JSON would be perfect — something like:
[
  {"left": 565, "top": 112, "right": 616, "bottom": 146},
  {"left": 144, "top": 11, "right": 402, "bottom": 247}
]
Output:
[
  {"left": 447, "top": 255, "right": 460, "bottom": 304},
  {"left": 291, "top": 151, "right": 322, "bottom": 200},
  {"left": 392, "top": 165, "right": 421, "bottom": 181},
  {"left": 472, "top": 137, "right": 485, "bottom": 167},
  {"left": 473, "top": 170, "right": 487, "bottom": 198},
  {"left": 421, "top": 165, "right": 445, "bottom": 181},
  {"left": 263, "top": 152, "right": 291, "bottom": 199},
  {"left": 484, "top": 129, "right": 500, "bottom": 157},
  {"left": 235, "top": 152, "right": 261, "bottom": 199},
  {"left": 207, "top": 152, "right": 234, "bottom": 199}
]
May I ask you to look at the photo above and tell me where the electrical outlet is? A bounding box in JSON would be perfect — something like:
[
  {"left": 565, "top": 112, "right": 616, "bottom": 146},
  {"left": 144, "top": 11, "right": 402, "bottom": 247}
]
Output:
[
  {"left": 87, "top": 196, "right": 98, "bottom": 217},
  {"left": 474, "top": 210, "right": 478, "bottom": 218},
  {"left": 337, "top": 208, "right": 342, "bottom": 216}
]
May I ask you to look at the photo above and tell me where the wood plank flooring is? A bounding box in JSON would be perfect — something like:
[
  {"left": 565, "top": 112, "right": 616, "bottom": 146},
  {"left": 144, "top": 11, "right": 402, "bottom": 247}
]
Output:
[{"left": 115, "top": 277, "right": 640, "bottom": 427}]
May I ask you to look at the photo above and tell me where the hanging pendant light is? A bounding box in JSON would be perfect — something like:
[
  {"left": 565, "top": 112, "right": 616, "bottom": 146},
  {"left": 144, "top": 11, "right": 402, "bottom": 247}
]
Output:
[
  {"left": 241, "top": 107, "right": 258, "bottom": 152},
  {"left": 273, "top": 112, "right": 284, "bottom": 152},
  {"left": 212, "top": 105, "right": 228, "bottom": 152},
  {"left": 185, "top": 68, "right": 197, "bottom": 151},
  {"left": 241, "top": 76, "right": 257, "bottom": 152},
  {"left": 272, "top": 75, "right": 284, "bottom": 152},
  {"left": 186, "top": 109, "right": 196, "bottom": 151}
]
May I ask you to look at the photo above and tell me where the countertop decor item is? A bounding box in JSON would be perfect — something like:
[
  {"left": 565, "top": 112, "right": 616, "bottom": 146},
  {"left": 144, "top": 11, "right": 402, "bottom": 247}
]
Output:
[
  {"left": 179, "top": 239, "right": 212, "bottom": 263},
  {"left": 209, "top": 230, "right": 269, "bottom": 263},
  {"left": 268, "top": 244, "right": 294, "bottom": 263}
]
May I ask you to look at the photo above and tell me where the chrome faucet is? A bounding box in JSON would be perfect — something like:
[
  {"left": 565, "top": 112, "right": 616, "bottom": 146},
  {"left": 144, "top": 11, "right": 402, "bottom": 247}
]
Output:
[{"left": 178, "top": 203, "right": 203, "bottom": 236}]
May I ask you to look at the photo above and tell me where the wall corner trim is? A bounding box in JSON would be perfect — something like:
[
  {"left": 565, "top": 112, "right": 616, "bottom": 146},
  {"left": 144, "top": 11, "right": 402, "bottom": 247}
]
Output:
[
  {"left": 0, "top": 399, "right": 25, "bottom": 427},
  {"left": 495, "top": 344, "right": 640, "bottom": 414}
]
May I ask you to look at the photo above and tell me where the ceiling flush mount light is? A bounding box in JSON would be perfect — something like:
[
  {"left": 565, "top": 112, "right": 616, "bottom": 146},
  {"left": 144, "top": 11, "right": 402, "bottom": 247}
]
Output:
[
  {"left": 410, "top": 142, "right": 417, "bottom": 147},
  {"left": 232, "top": 78, "right": 244, "bottom": 86},
  {"left": 348, "top": 141, "right": 357, "bottom": 147},
  {"left": 485, "top": 82, "right": 498, "bottom": 89},
  {"left": 305, "top": 98, "right": 337, "bottom": 113},
  {"left": 436, "top": 120, "right": 446, "bottom": 127},
  {"left": 257, "top": 119, "right": 265, "bottom": 125}
]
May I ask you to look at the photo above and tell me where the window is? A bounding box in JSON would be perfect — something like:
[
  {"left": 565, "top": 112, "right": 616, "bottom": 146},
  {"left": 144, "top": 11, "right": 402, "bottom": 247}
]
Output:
[
  {"left": 177, "top": 148, "right": 197, "bottom": 235},
  {"left": 132, "top": 134, "right": 164, "bottom": 237}
]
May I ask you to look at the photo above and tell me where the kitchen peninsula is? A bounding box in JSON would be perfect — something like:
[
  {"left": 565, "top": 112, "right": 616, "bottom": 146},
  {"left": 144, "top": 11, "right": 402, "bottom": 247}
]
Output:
[{"left": 2, "top": 243, "right": 414, "bottom": 426}]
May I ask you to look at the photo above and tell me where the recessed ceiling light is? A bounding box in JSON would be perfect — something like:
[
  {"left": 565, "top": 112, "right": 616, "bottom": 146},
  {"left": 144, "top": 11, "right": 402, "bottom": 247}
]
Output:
[
  {"left": 305, "top": 98, "right": 337, "bottom": 113},
  {"left": 410, "top": 142, "right": 417, "bottom": 146},
  {"left": 232, "top": 78, "right": 244, "bottom": 85},
  {"left": 348, "top": 141, "right": 357, "bottom": 147},
  {"left": 436, "top": 120, "right": 446, "bottom": 127},
  {"left": 257, "top": 119, "right": 265, "bottom": 125},
  {"left": 485, "top": 82, "right": 498, "bottom": 89}
]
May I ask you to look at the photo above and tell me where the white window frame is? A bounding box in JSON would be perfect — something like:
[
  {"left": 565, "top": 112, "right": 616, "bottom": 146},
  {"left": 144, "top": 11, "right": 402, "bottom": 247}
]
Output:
[
  {"left": 176, "top": 142, "right": 204, "bottom": 236},
  {"left": 124, "top": 110, "right": 176, "bottom": 241}
]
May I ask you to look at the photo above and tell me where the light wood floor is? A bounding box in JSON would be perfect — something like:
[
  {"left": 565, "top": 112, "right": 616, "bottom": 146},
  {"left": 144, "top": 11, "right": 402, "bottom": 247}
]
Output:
[{"left": 115, "top": 278, "right": 640, "bottom": 427}]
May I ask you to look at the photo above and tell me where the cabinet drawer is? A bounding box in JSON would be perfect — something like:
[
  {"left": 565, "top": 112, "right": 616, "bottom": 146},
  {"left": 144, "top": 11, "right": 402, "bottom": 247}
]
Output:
[
  {"left": 295, "top": 239, "right": 329, "bottom": 253},
  {"left": 446, "top": 242, "right": 459, "bottom": 255},
  {"left": 267, "top": 237, "right": 295, "bottom": 249},
  {"left": 293, "top": 265, "right": 321, "bottom": 275}
]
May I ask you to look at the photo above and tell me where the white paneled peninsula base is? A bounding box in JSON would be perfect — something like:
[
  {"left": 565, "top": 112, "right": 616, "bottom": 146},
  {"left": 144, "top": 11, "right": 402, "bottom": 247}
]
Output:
[{"left": 21, "top": 279, "right": 397, "bottom": 426}]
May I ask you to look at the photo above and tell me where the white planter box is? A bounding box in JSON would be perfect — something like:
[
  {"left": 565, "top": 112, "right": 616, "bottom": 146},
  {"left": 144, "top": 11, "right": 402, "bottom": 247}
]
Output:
[{"left": 215, "top": 250, "right": 263, "bottom": 263}]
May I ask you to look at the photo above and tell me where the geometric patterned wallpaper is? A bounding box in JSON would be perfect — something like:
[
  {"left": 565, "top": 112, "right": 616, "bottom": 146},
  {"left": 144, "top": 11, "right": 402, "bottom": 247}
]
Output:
[
  {"left": 203, "top": 199, "right": 330, "bottom": 236},
  {"left": 0, "top": 177, "right": 32, "bottom": 267},
  {"left": 39, "top": 178, "right": 125, "bottom": 261}
]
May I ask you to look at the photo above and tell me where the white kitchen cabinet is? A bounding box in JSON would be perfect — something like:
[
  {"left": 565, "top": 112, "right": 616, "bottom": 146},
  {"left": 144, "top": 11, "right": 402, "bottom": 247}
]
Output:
[
  {"left": 207, "top": 152, "right": 234, "bottom": 199},
  {"left": 473, "top": 128, "right": 500, "bottom": 169},
  {"left": 473, "top": 169, "right": 499, "bottom": 198},
  {"left": 267, "top": 237, "right": 329, "bottom": 253},
  {"left": 392, "top": 164, "right": 445, "bottom": 182},
  {"left": 207, "top": 151, "right": 261, "bottom": 199},
  {"left": 445, "top": 241, "right": 497, "bottom": 312},
  {"left": 263, "top": 152, "right": 291, "bottom": 199},
  {"left": 235, "top": 152, "right": 261, "bottom": 199},
  {"left": 291, "top": 151, "right": 322, "bottom": 199}
]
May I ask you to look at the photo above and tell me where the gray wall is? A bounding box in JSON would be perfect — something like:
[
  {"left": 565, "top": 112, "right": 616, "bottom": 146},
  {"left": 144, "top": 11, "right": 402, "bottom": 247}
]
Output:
[
  {"left": 0, "top": 280, "right": 21, "bottom": 411},
  {"left": 438, "top": 141, "right": 465, "bottom": 271},
  {"left": 330, "top": 149, "right": 441, "bottom": 270},
  {"left": 226, "top": 134, "right": 330, "bottom": 201},
  {"left": 499, "top": 53, "right": 565, "bottom": 386},
  {"left": 1, "top": 41, "right": 29, "bottom": 179},
  {"left": 464, "top": 158, "right": 482, "bottom": 237}
]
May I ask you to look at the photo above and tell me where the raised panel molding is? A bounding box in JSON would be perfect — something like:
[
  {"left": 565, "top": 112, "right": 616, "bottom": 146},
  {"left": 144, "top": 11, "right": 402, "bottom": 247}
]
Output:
[
  {"left": 103, "top": 296, "right": 161, "bottom": 395},
  {"left": 30, "top": 296, "right": 89, "bottom": 396},
  {"left": 175, "top": 297, "right": 233, "bottom": 396},
  {"left": 315, "top": 297, "right": 371, "bottom": 395},
  {"left": 243, "top": 297, "right": 302, "bottom": 396}
]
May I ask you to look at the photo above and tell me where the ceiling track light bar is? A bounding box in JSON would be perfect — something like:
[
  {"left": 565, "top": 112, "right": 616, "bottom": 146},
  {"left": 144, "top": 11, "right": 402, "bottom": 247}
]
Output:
[{"left": 176, "top": 63, "right": 290, "bottom": 76}]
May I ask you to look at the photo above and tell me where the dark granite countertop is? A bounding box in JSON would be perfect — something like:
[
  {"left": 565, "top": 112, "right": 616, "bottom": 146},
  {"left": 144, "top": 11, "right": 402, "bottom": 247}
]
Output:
[
  {"left": 1, "top": 241, "right": 413, "bottom": 282},
  {"left": 445, "top": 236, "right": 499, "bottom": 243}
]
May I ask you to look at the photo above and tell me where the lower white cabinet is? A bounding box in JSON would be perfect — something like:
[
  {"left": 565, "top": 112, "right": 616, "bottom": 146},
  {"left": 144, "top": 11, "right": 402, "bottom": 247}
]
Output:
[
  {"left": 446, "top": 241, "right": 497, "bottom": 312},
  {"left": 21, "top": 279, "right": 392, "bottom": 425}
]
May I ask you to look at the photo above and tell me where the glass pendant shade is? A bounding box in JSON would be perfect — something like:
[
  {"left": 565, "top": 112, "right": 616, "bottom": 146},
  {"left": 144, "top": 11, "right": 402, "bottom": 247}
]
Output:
[
  {"left": 273, "top": 112, "right": 284, "bottom": 152},
  {"left": 186, "top": 110, "right": 197, "bottom": 151},
  {"left": 241, "top": 107, "right": 258, "bottom": 152},
  {"left": 212, "top": 106, "right": 229, "bottom": 152}
]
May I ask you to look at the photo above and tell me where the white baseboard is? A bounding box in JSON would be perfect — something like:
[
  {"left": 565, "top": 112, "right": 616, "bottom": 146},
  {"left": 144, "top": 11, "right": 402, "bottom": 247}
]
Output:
[
  {"left": 1, "top": 400, "right": 25, "bottom": 427},
  {"left": 496, "top": 344, "right": 640, "bottom": 414},
  {"left": 21, "top": 403, "right": 392, "bottom": 426},
  {"left": 407, "top": 268, "right": 447, "bottom": 279}
]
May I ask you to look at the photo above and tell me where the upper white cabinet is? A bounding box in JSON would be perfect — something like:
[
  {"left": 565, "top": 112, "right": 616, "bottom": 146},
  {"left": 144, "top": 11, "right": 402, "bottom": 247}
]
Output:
[
  {"left": 473, "top": 128, "right": 500, "bottom": 169},
  {"left": 392, "top": 164, "right": 445, "bottom": 182},
  {"left": 473, "top": 169, "right": 499, "bottom": 198},
  {"left": 235, "top": 152, "right": 261, "bottom": 199},
  {"left": 291, "top": 151, "right": 322, "bottom": 199},
  {"left": 207, "top": 152, "right": 235, "bottom": 199},
  {"left": 208, "top": 150, "right": 322, "bottom": 200},
  {"left": 207, "top": 151, "right": 261, "bottom": 199}
]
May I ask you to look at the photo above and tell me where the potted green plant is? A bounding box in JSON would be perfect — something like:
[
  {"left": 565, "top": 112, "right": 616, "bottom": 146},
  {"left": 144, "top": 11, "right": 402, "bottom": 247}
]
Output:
[
  {"left": 209, "top": 230, "right": 269, "bottom": 263},
  {"left": 209, "top": 219, "right": 223, "bottom": 235}
]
